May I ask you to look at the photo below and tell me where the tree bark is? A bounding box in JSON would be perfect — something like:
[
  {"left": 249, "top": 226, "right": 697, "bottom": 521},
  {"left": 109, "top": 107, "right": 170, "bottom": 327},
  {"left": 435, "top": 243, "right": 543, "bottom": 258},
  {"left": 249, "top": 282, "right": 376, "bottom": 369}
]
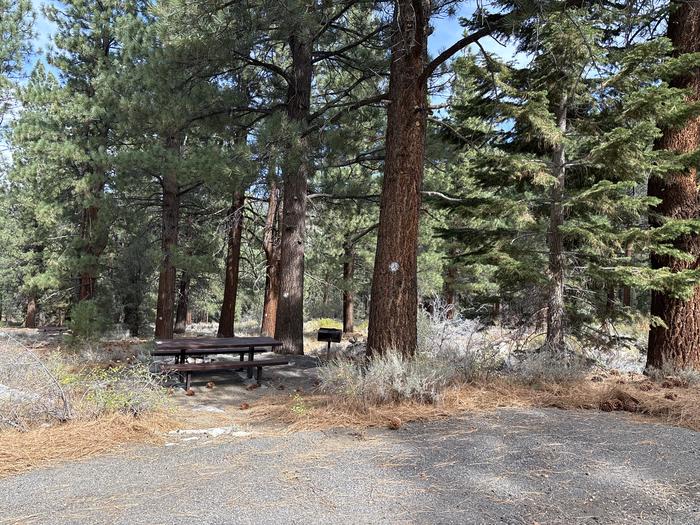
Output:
[
  {"left": 367, "top": 0, "right": 429, "bottom": 357},
  {"left": 174, "top": 272, "right": 191, "bottom": 334},
  {"left": 78, "top": 27, "right": 111, "bottom": 303},
  {"left": 545, "top": 95, "right": 568, "bottom": 353},
  {"left": 274, "top": 32, "right": 313, "bottom": 355},
  {"left": 24, "top": 294, "right": 37, "bottom": 328},
  {"left": 343, "top": 240, "right": 355, "bottom": 334},
  {"left": 443, "top": 254, "right": 457, "bottom": 320},
  {"left": 647, "top": 1, "right": 700, "bottom": 371},
  {"left": 492, "top": 300, "right": 501, "bottom": 324},
  {"left": 261, "top": 183, "right": 282, "bottom": 337},
  {"left": 78, "top": 193, "right": 106, "bottom": 301},
  {"left": 123, "top": 302, "right": 140, "bottom": 337},
  {"left": 154, "top": 135, "right": 181, "bottom": 339},
  {"left": 218, "top": 191, "right": 245, "bottom": 337},
  {"left": 622, "top": 240, "right": 633, "bottom": 307}
]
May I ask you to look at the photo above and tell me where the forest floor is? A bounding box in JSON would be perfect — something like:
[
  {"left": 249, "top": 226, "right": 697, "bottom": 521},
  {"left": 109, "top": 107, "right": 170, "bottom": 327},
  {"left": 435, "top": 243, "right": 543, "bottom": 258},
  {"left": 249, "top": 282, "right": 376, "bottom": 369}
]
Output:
[{"left": 0, "top": 407, "right": 698, "bottom": 525}]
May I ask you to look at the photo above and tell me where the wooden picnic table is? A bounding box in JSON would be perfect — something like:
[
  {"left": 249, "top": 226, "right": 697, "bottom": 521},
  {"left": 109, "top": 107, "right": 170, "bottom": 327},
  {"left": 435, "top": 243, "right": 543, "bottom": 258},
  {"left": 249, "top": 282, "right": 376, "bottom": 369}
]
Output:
[
  {"left": 154, "top": 336, "right": 281, "bottom": 351},
  {"left": 153, "top": 336, "right": 284, "bottom": 382}
]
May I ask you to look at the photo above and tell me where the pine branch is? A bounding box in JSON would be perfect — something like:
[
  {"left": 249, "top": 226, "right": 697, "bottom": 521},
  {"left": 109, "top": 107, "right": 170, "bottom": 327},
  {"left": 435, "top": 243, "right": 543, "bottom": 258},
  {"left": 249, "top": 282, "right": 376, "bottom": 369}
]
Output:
[{"left": 420, "top": 14, "right": 506, "bottom": 84}]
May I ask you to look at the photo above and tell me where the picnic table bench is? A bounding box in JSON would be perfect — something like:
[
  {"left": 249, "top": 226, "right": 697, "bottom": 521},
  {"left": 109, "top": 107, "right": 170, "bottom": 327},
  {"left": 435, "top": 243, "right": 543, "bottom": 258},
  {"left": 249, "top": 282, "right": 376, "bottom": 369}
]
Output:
[
  {"left": 37, "top": 326, "right": 69, "bottom": 333},
  {"left": 160, "top": 358, "right": 289, "bottom": 390},
  {"left": 153, "top": 336, "right": 287, "bottom": 388}
]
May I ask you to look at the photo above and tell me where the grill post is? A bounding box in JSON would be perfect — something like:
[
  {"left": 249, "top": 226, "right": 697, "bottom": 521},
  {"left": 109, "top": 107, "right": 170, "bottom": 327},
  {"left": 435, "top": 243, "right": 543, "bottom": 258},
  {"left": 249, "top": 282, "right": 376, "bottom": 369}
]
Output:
[{"left": 317, "top": 328, "right": 342, "bottom": 359}]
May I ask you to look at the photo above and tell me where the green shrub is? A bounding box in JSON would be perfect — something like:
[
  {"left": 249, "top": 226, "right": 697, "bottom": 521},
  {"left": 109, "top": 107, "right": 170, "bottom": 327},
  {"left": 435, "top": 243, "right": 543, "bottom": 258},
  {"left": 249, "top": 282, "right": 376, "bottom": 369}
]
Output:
[
  {"left": 304, "top": 318, "right": 343, "bottom": 333},
  {"left": 79, "top": 365, "right": 167, "bottom": 416},
  {"left": 67, "top": 300, "right": 110, "bottom": 341}
]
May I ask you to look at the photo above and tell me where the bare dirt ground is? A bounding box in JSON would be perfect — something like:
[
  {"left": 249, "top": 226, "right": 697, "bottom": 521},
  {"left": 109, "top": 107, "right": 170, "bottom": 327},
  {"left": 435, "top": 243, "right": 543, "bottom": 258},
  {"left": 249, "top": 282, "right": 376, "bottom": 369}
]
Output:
[{"left": 1, "top": 407, "right": 699, "bottom": 525}]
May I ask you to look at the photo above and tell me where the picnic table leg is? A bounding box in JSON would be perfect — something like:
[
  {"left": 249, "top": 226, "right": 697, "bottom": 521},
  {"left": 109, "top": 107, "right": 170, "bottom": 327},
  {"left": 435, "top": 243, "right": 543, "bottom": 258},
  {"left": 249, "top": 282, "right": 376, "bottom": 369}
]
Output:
[
  {"left": 247, "top": 346, "right": 255, "bottom": 378},
  {"left": 185, "top": 371, "right": 191, "bottom": 391},
  {"left": 179, "top": 350, "right": 188, "bottom": 382},
  {"left": 256, "top": 366, "right": 262, "bottom": 384}
]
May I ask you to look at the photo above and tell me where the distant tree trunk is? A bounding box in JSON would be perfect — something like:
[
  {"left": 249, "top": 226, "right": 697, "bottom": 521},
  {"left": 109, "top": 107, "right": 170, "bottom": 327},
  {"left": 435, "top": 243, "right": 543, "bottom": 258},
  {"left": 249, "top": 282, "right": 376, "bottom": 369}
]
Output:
[
  {"left": 123, "top": 302, "right": 140, "bottom": 337},
  {"left": 492, "top": 300, "right": 501, "bottom": 323},
  {"left": 343, "top": 241, "right": 355, "bottom": 334},
  {"left": 174, "top": 272, "right": 191, "bottom": 334},
  {"left": 218, "top": 191, "right": 245, "bottom": 337},
  {"left": 123, "top": 256, "right": 145, "bottom": 337},
  {"left": 261, "top": 183, "right": 282, "bottom": 337},
  {"left": 341, "top": 224, "right": 376, "bottom": 334},
  {"left": 24, "top": 294, "right": 37, "bottom": 328},
  {"left": 443, "top": 257, "right": 457, "bottom": 320},
  {"left": 648, "top": 0, "right": 700, "bottom": 371},
  {"left": 274, "top": 32, "right": 312, "bottom": 355},
  {"left": 367, "top": 0, "right": 429, "bottom": 357},
  {"left": 321, "top": 269, "right": 331, "bottom": 313},
  {"left": 603, "top": 286, "right": 616, "bottom": 332},
  {"left": 622, "top": 240, "right": 633, "bottom": 307},
  {"left": 77, "top": 174, "right": 109, "bottom": 302},
  {"left": 155, "top": 135, "right": 180, "bottom": 340},
  {"left": 545, "top": 95, "right": 568, "bottom": 353}
]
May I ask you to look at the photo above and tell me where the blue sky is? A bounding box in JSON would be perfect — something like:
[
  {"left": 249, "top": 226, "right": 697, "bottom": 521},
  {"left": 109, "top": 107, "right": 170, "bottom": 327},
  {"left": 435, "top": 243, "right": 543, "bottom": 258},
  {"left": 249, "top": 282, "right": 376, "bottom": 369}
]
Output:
[
  {"left": 29, "top": 0, "right": 55, "bottom": 66},
  {"left": 27, "top": 1, "right": 516, "bottom": 74}
]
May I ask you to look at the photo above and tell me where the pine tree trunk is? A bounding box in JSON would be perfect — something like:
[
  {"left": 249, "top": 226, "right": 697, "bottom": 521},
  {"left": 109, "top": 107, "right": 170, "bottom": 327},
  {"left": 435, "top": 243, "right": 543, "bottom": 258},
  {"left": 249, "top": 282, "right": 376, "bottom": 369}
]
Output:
[
  {"left": 24, "top": 294, "right": 37, "bottom": 328},
  {"left": 545, "top": 96, "right": 568, "bottom": 353},
  {"left": 321, "top": 269, "right": 330, "bottom": 313},
  {"left": 343, "top": 240, "right": 355, "bottom": 334},
  {"left": 647, "top": 1, "right": 700, "bottom": 371},
  {"left": 174, "top": 272, "right": 191, "bottom": 334},
  {"left": 622, "top": 240, "right": 633, "bottom": 307},
  {"left": 261, "top": 183, "right": 282, "bottom": 337},
  {"left": 123, "top": 262, "right": 144, "bottom": 337},
  {"left": 444, "top": 256, "right": 457, "bottom": 320},
  {"left": 367, "top": 0, "right": 429, "bottom": 357},
  {"left": 218, "top": 191, "right": 245, "bottom": 337},
  {"left": 124, "top": 302, "right": 140, "bottom": 337},
  {"left": 78, "top": 204, "right": 99, "bottom": 301},
  {"left": 155, "top": 136, "right": 180, "bottom": 340},
  {"left": 274, "top": 33, "right": 312, "bottom": 355}
]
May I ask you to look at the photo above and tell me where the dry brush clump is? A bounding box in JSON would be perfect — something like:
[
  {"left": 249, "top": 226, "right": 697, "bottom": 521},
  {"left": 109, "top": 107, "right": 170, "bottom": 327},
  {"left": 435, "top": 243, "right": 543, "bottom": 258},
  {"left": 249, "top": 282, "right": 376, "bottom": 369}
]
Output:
[
  {"left": 0, "top": 333, "right": 178, "bottom": 477},
  {"left": 317, "top": 310, "right": 594, "bottom": 409},
  {"left": 310, "top": 315, "right": 700, "bottom": 432},
  {"left": 252, "top": 373, "right": 700, "bottom": 434},
  {"left": 0, "top": 334, "right": 169, "bottom": 431}
]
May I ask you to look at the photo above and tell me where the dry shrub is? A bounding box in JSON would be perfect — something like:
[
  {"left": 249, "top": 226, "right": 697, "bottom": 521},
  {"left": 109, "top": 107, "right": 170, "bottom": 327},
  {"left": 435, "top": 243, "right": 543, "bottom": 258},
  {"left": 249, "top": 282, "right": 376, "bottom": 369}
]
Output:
[
  {"left": 0, "top": 411, "right": 179, "bottom": 478},
  {"left": 1, "top": 334, "right": 169, "bottom": 430},
  {"left": 0, "top": 345, "right": 72, "bottom": 429},
  {"left": 646, "top": 364, "right": 700, "bottom": 387},
  {"left": 247, "top": 375, "right": 700, "bottom": 433},
  {"left": 508, "top": 349, "right": 591, "bottom": 385},
  {"left": 317, "top": 351, "right": 461, "bottom": 405}
]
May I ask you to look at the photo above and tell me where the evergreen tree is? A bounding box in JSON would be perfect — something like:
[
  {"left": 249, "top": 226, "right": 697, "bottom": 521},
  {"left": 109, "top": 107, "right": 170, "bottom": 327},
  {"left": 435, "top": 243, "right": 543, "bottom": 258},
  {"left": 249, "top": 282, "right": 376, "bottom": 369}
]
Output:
[
  {"left": 43, "top": 0, "right": 134, "bottom": 305},
  {"left": 647, "top": 0, "right": 700, "bottom": 370},
  {"left": 438, "top": 3, "right": 700, "bottom": 352}
]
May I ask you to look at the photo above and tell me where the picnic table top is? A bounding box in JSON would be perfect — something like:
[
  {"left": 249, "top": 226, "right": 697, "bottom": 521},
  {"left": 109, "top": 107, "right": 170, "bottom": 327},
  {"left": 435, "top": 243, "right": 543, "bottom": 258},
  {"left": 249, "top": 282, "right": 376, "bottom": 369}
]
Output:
[
  {"left": 153, "top": 336, "right": 282, "bottom": 351},
  {"left": 152, "top": 347, "right": 269, "bottom": 356}
]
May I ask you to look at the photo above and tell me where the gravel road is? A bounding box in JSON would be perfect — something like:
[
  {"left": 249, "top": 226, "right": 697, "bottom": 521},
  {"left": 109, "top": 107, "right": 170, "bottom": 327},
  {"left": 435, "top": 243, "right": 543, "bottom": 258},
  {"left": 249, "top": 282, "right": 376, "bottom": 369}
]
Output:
[{"left": 1, "top": 408, "right": 698, "bottom": 525}]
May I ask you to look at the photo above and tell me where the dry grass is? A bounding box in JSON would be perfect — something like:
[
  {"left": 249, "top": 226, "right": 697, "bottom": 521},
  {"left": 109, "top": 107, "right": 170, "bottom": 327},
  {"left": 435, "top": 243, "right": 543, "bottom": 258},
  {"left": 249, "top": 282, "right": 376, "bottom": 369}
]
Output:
[
  {"left": 0, "top": 411, "right": 180, "bottom": 478},
  {"left": 244, "top": 374, "right": 700, "bottom": 433}
]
